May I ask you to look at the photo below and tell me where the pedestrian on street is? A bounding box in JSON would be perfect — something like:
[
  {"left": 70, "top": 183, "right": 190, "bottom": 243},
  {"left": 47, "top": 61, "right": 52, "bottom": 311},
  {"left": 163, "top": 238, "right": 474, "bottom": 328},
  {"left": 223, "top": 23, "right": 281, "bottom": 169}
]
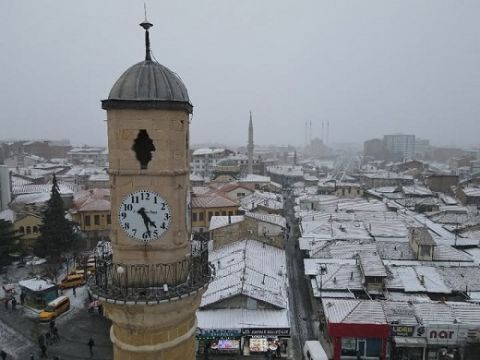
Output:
[
  {"left": 72, "top": 286, "right": 76, "bottom": 297},
  {"left": 87, "top": 337, "right": 95, "bottom": 357},
  {"left": 49, "top": 319, "right": 55, "bottom": 331},
  {"left": 4, "top": 299, "right": 8, "bottom": 310},
  {"left": 11, "top": 297, "right": 17, "bottom": 310},
  {"left": 0, "top": 349, "right": 6, "bottom": 360},
  {"left": 39, "top": 344, "right": 47, "bottom": 359},
  {"left": 20, "top": 292, "right": 25, "bottom": 306},
  {"left": 52, "top": 326, "right": 59, "bottom": 342}
]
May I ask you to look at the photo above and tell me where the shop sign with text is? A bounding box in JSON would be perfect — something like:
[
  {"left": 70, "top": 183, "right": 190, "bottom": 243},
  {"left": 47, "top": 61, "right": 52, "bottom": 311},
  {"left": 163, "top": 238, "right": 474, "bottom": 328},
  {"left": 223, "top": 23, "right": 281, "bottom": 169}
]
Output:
[
  {"left": 391, "top": 325, "right": 416, "bottom": 337},
  {"left": 241, "top": 328, "right": 291, "bottom": 337}
]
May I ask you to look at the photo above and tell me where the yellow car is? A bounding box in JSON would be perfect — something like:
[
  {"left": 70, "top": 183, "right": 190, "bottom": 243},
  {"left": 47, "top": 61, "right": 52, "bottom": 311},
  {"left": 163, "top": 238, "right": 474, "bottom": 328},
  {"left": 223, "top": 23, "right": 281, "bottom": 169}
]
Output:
[
  {"left": 59, "top": 274, "right": 86, "bottom": 289},
  {"left": 39, "top": 296, "right": 70, "bottom": 322}
]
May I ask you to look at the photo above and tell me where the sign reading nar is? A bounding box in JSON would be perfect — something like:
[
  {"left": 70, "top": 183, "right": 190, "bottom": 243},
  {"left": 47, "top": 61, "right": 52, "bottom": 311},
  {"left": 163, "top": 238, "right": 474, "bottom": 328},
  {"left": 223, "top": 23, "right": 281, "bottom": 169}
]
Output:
[{"left": 421, "top": 325, "right": 469, "bottom": 345}]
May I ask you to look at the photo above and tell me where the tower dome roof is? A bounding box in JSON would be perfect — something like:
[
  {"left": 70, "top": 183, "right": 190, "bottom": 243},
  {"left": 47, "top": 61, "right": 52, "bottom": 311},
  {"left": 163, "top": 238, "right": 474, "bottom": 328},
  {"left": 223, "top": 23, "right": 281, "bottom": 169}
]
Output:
[{"left": 101, "top": 19, "right": 193, "bottom": 113}]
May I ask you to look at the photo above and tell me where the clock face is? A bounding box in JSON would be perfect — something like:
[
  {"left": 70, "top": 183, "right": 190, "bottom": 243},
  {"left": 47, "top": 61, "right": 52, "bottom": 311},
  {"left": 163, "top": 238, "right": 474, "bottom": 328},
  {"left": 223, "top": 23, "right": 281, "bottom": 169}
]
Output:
[{"left": 118, "top": 190, "right": 171, "bottom": 242}]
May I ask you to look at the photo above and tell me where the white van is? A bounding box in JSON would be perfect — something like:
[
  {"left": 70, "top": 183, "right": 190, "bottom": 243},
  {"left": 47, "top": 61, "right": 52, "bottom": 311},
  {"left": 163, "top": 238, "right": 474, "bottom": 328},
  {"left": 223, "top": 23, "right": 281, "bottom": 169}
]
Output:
[{"left": 303, "top": 340, "right": 329, "bottom": 360}]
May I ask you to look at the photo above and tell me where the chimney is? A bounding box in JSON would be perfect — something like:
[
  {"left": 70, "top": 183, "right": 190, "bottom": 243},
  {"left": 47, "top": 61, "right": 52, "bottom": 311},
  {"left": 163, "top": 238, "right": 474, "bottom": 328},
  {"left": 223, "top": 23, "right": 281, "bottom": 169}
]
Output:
[
  {"left": 262, "top": 274, "right": 266, "bottom": 284},
  {"left": 420, "top": 275, "right": 425, "bottom": 285}
]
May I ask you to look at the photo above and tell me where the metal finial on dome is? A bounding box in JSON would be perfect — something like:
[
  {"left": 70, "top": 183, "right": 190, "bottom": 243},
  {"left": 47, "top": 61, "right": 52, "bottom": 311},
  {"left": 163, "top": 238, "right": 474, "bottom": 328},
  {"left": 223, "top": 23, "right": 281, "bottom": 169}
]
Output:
[{"left": 139, "top": 3, "right": 153, "bottom": 61}]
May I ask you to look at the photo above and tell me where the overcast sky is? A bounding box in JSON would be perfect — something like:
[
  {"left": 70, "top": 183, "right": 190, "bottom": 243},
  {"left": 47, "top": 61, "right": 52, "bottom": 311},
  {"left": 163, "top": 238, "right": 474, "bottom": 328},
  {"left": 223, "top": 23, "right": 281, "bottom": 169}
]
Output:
[{"left": 1, "top": 1, "right": 480, "bottom": 148}]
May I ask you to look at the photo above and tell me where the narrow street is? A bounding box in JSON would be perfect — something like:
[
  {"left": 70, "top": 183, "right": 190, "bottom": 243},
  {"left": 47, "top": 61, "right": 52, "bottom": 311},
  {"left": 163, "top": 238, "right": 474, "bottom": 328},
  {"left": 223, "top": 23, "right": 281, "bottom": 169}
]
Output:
[{"left": 284, "top": 189, "right": 317, "bottom": 359}]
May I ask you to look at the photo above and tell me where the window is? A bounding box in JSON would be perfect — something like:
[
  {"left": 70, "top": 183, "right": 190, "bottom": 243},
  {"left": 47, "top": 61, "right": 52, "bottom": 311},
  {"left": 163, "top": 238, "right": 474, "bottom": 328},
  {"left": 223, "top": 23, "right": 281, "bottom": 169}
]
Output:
[
  {"left": 215, "top": 211, "right": 220, "bottom": 216},
  {"left": 94, "top": 215, "right": 100, "bottom": 226},
  {"left": 192, "top": 212, "right": 198, "bottom": 222},
  {"left": 26, "top": 226, "right": 31, "bottom": 234},
  {"left": 221, "top": 211, "right": 227, "bottom": 216},
  {"left": 228, "top": 211, "right": 233, "bottom": 216},
  {"left": 19, "top": 226, "right": 25, "bottom": 234},
  {"left": 366, "top": 339, "right": 381, "bottom": 357},
  {"left": 199, "top": 212, "right": 204, "bottom": 221},
  {"left": 208, "top": 212, "right": 213, "bottom": 221},
  {"left": 33, "top": 226, "right": 38, "bottom": 233},
  {"left": 107, "top": 215, "right": 111, "bottom": 225},
  {"left": 85, "top": 215, "right": 91, "bottom": 226},
  {"left": 420, "top": 245, "right": 431, "bottom": 257}
]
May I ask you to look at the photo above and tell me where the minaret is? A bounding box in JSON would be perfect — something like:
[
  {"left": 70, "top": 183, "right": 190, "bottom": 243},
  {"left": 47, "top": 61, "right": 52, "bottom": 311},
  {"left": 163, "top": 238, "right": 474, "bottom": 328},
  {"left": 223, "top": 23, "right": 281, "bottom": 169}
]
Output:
[
  {"left": 89, "top": 17, "right": 210, "bottom": 360},
  {"left": 247, "top": 110, "right": 254, "bottom": 175}
]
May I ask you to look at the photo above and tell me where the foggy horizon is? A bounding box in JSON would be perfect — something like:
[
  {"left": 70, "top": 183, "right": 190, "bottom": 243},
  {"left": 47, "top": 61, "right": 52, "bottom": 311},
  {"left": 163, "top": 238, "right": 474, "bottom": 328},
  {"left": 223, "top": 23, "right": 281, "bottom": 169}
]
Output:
[{"left": 1, "top": 1, "right": 480, "bottom": 149}]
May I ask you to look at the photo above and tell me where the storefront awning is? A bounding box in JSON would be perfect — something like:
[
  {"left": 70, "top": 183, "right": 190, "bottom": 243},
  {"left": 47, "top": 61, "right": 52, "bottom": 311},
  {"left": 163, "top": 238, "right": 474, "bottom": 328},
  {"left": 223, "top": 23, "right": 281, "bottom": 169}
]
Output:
[{"left": 394, "top": 336, "right": 427, "bottom": 348}]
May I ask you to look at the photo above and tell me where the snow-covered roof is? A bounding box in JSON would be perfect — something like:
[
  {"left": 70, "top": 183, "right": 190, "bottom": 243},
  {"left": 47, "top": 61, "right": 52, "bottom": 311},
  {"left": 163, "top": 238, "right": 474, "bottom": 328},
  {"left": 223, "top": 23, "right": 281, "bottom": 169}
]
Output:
[
  {"left": 240, "top": 191, "right": 283, "bottom": 211},
  {"left": 209, "top": 215, "right": 244, "bottom": 231},
  {"left": 88, "top": 173, "right": 109, "bottom": 182},
  {"left": 0, "top": 209, "right": 15, "bottom": 223},
  {"left": 359, "top": 252, "right": 387, "bottom": 277},
  {"left": 201, "top": 240, "right": 287, "bottom": 309},
  {"left": 322, "top": 299, "right": 387, "bottom": 324},
  {"left": 11, "top": 192, "right": 51, "bottom": 205},
  {"left": 192, "top": 193, "right": 239, "bottom": 208},
  {"left": 19, "top": 277, "right": 56, "bottom": 291},
  {"left": 192, "top": 148, "right": 225, "bottom": 156},
  {"left": 12, "top": 183, "right": 74, "bottom": 196},
  {"left": 402, "top": 185, "right": 433, "bottom": 196},
  {"left": 72, "top": 189, "right": 110, "bottom": 212},
  {"left": 463, "top": 187, "right": 480, "bottom": 197},
  {"left": 244, "top": 212, "right": 286, "bottom": 228},
  {"left": 197, "top": 309, "right": 290, "bottom": 330},
  {"left": 239, "top": 174, "right": 271, "bottom": 183},
  {"left": 267, "top": 165, "right": 303, "bottom": 177}
]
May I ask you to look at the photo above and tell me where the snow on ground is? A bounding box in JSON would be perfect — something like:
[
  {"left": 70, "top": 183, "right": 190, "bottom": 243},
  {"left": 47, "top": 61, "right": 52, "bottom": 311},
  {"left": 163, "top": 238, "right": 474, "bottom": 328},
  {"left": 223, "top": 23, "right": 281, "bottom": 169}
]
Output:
[{"left": 0, "top": 317, "right": 31, "bottom": 357}]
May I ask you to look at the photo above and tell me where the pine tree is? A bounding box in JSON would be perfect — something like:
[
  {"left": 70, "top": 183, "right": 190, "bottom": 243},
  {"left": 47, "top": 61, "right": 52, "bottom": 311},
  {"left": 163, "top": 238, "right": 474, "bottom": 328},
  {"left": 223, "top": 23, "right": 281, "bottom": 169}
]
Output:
[
  {"left": 35, "top": 175, "right": 74, "bottom": 260},
  {"left": 0, "top": 219, "right": 22, "bottom": 267}
]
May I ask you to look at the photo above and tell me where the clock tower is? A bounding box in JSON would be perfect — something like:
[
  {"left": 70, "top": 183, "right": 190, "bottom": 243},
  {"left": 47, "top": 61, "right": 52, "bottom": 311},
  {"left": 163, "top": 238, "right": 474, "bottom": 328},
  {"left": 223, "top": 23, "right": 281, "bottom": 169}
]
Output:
[{"left": 89, "top": 17, "right": 210, "bottom": 360}]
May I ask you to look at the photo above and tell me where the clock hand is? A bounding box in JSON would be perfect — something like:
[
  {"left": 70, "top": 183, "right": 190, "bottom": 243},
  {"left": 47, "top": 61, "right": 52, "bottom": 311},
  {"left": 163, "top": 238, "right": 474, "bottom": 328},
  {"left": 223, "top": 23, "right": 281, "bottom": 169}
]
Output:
[{"left": 137, "top": 207, "right": 151, "bottom": 234}]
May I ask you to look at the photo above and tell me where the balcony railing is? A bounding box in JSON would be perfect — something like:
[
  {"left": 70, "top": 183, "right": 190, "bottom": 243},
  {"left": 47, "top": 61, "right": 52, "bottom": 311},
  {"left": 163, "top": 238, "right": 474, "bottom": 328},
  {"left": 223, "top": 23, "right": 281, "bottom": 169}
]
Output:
[{"left": 88, "top": 241, "right": 211, "bottom": 303}]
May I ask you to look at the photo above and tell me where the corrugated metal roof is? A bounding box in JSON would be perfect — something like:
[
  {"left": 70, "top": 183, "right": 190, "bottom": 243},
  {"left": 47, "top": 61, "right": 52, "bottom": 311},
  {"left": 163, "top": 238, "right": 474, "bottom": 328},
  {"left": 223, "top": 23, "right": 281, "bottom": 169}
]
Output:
[
  {"left": 322, "top": 299, "right": 387, "bottom": 325},
  {"left": 359, "top": 252, "right": 387, "bottom": 277},
  {"left": 202, "top": 240, "right": 287, "bottom": 309},
  {"left": 197, "top": 309, "right": 290, "bottom": 329}
]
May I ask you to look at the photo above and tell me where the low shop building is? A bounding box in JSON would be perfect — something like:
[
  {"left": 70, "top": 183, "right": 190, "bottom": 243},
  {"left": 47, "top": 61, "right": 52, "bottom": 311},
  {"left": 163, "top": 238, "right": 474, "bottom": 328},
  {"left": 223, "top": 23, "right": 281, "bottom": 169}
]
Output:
[
  {"left": 18, "top": 277, "right": 58, "bottom": 310},
  {"left": 322, "top": 299, "right": 389, "bottom": 360},
  {"left": 197, "top": 240, "right": 290, "bottom": 357}
]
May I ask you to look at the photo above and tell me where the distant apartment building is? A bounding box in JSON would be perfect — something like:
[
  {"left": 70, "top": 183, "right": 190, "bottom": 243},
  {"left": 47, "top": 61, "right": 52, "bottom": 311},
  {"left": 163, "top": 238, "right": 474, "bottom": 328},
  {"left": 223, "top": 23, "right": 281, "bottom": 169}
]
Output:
[
  {"left": 68, "top": 146, "right": 108, "bottom": 166},
  {"left": 363, "top": 138, "right": 386, "bottom": 160},
  {"left": 22, "top": 140, "right": 72, "bottom": 159},
  {"left": 190, "top": 148, "right": 234, "bottom": 177},
  {"left": 414, "top": 138, "right": 430, "bottom": 159},
  {"left": 383, "top": 134, "right": 416, "bottom": 161}
]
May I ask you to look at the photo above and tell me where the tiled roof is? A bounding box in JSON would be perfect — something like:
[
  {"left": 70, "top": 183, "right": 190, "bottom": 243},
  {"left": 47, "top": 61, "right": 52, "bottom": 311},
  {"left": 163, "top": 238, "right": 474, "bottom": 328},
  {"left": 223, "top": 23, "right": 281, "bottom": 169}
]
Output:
[{"left": 192, "top": 193, "right": 239, "bottom": 208}]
